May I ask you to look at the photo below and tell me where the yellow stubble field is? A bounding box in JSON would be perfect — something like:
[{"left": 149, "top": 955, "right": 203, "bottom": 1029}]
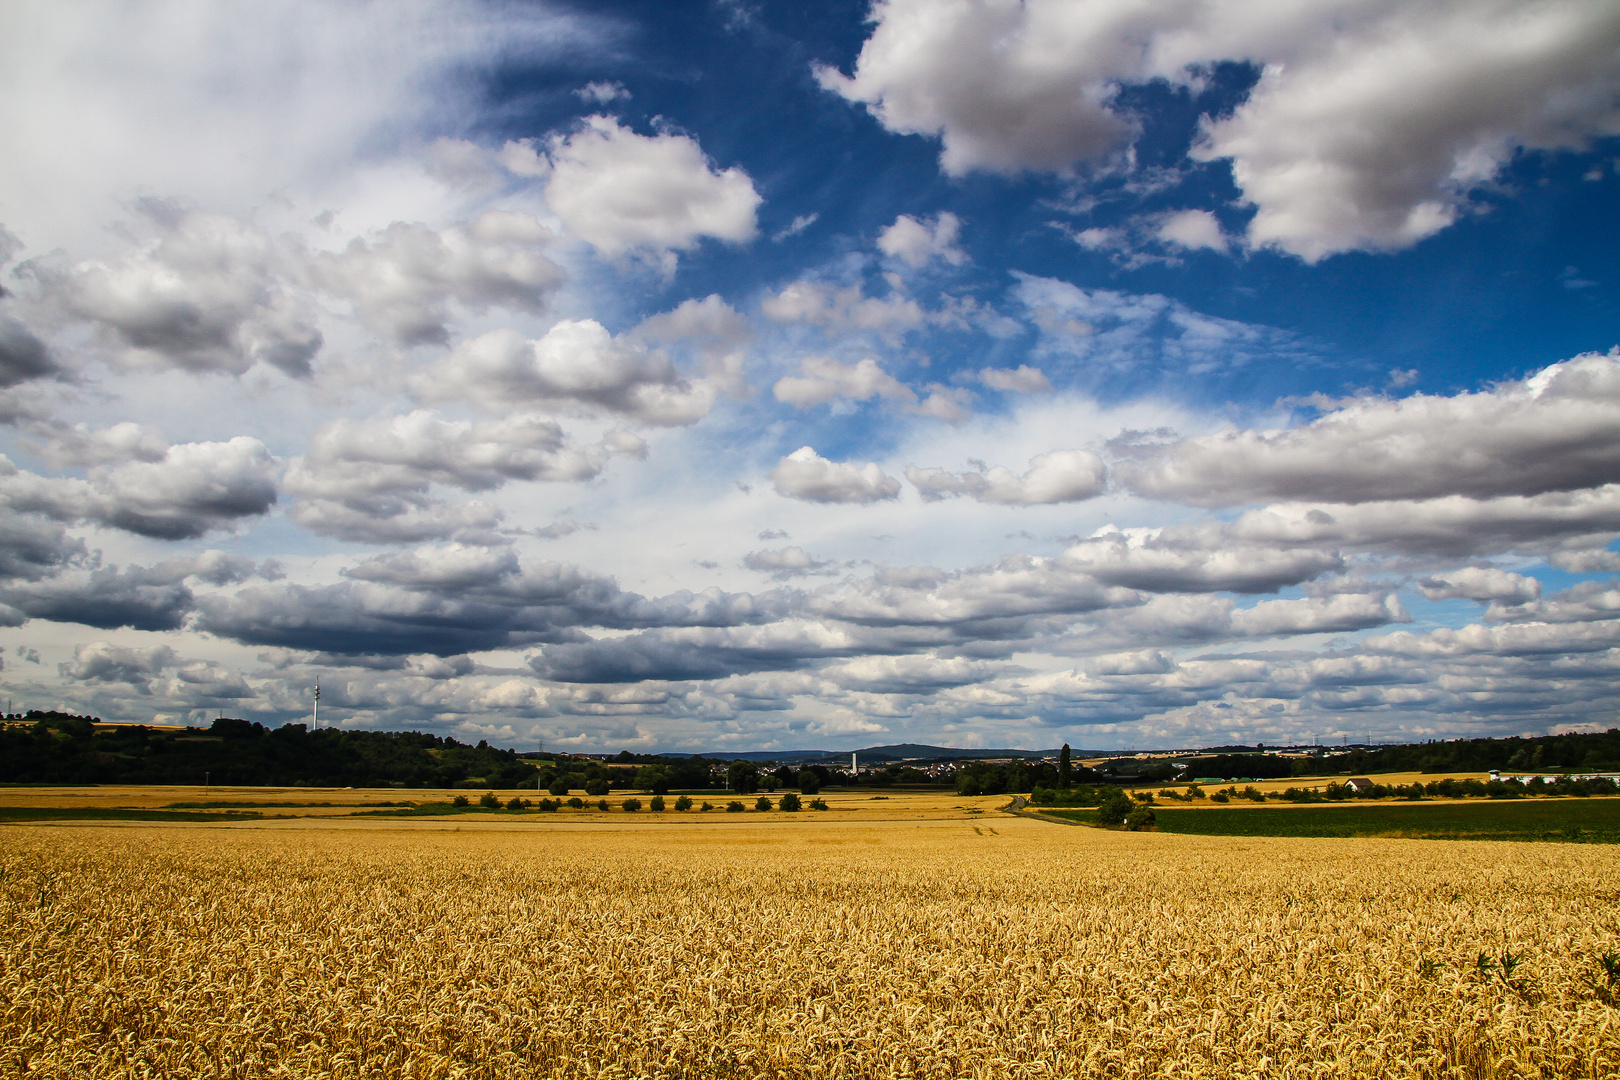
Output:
[{"left": 3, "top": 796, "right": 1618, "bottom": 1079}]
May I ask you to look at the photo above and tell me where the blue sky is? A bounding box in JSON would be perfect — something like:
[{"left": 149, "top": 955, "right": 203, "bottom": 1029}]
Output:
[{"left": 2, "top": 0, "right": 1619, "bottom": 751}]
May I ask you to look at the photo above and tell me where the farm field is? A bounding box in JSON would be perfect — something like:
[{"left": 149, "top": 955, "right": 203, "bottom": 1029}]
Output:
[
  {"left": 0, "top": 784, "right": 993, "bottom": 823},
  {"left": 5, "top": 803, "right": 1620, "bottom": 1078},
  {"left": 1043, "top": 798, "right": 1620, "bottom": 843}
]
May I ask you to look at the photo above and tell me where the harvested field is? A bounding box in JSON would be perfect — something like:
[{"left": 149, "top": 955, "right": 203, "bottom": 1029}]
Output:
[{"left": 3, "top": 808, "right": 1618, "bottom": 1078}]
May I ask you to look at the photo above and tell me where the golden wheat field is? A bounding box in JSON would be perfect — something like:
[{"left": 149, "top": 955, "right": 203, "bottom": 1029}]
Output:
[{"left": 4, "top": 806, "right": 1618, "bottom": 1079}]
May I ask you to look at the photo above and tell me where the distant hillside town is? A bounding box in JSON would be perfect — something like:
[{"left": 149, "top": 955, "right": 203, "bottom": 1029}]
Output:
[{"left": 3, "top": 711, "right": 1617, "bottom": 792}]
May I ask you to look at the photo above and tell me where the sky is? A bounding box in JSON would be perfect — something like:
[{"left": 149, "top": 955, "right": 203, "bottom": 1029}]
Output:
[{"left": 2, "top": 0, "right": 1619, "bottom": 753}]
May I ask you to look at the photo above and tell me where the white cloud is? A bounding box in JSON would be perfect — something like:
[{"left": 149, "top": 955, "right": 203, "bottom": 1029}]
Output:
[
  {"left": 876, "top": 211, "right": 966, "bottom": 267},
  {"left": 742, "top": 546, "right": 835, "bottom": 579},
  {"left": 977, "top": 365, "right": 1050, "bottom": 393},
  {"left": 773, "top": 356, "right": 915, "bottom": 408},
  {"left": 0, "top": 437, "right": 279, "bottom": 540},
  {"left": 310, "top": 211, "right": 565, "bottom": 345},
  {"left": 907, "top": 449, "right": 1106, "bottom": 505},
  {"left": 1120, "top": 351, "right": 1620, "bottom": 506},
  {"left": 760, "top": 281, "right": 927, "bottom": 334},
  {"left": 1155, "top": 209, "right": 1226, "bottom": 252},
  {"left": 542, "top": 116, "right": 761, "bottom": 258},
  {"left": 575, "top": 81, "right": 630, "bottom": 105},
  {"left": 284, "top": 411, "right": 606, "bottom": 543},
  {"left": 29, "top": 206, "right": 321, "bottom": 377},
  {"left": 1417, "top": 567, "right": 1541, "bottom": 604},
  {"left": 412, "top": 320, "right": 719, "bottom": 426},
  {"left": 822, "top": 0, "right": 1620, "bottom": 258},
  {"left": 770, "top": 447, "right": 901, "bottom": 504},
  {"left": 0, "top": 0, "right": 612, "bottom": 255},
  {"left": 1016, "top": 273, "right": 1314, "bottom": 378}
]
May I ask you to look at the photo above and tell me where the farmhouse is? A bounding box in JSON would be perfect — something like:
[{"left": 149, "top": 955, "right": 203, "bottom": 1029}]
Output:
[{"left": 1343, "top": 777, "right": 1376, "bottom": 793}]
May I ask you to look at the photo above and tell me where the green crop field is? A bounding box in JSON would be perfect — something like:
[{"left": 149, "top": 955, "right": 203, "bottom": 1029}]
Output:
[{"left": 1041, "top": 798, "right": 1620, "bottom": 842}]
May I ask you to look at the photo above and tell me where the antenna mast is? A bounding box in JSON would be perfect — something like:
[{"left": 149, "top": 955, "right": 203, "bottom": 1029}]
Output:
[{"left": 313, "top": 682, "right": 320, "bottom": 728}]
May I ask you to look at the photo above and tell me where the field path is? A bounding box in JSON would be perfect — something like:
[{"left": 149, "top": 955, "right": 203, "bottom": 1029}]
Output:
[{"left": 1002, "top": 794, "right": 1087, "bottom": 826}]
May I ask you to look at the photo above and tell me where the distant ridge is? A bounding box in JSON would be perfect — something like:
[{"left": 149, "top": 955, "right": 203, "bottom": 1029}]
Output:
[{"left": 664, "top": 744, "right": 1075, "bottom": 764}]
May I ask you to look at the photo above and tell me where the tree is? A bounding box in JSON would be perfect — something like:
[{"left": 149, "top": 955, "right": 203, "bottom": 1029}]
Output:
[
  {"left": 478, "top": 790, "right": 500, "bottom": 809},
  {"left": 1097, "top": 791, "right": 1132, "bottom": 825},
  {"left": 797, "top": 767, "right": 821, "bottom": 795},
  {"left": 622, "top": 798, "right": 642, "bottom": 812},
  {"left": 1059, "top": 743, "right": 1072, "bottom": 789},
  {"left": 649, "top": 795, "right": 665, "bottom": 811},
  {"left": 727, "top": 760, "right": 760, "bottom": 794},
  {"left": 674, "top": 795, "right": 693, "bottom": 811},
  {"left": 585, "top": 778, "right": 609, "bottom": 797},
  {"left": 754, "top": 795, "right": 773, "bottom": 811},
  {"left": 548, "top": 778, "right": 569, "bottom": 796},
  {"left": 635, "top": 765, "right": 672, "bottom": 795},
  {"left": 779, "top": 791, "right": 801, "bottom": 811}
]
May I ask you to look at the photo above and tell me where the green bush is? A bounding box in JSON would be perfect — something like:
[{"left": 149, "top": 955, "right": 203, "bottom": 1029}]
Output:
[
  {"left": 755, "top": 795, "right": 773, "bottom": 812},
  {"left": 596, "top": 798, "right": 610, "bottom": 811},
  {"left": 779, "top": 791, "right": 801, "bottom": 811},
  {"left": 726, "top": 801, "right": 745, "bottom": 813},
  {"left": 506, "top": 796, "right": 526, "bottom": 810},
  {"left": 622, "top": 798, "right": 642, "bottom": 812},
  {"left": 1097, "top": 791, "right": 1133, "bottom": 825},
  {"left": 1125, "top": 806, "right": 1157, "bottom": 831},
  {"left": 1210, "top": 792, "right": 1230, "bottom": 803},
  {"left": 567, "top": 797, "right": 583, "bottom": 809},
  {"left": 537, "top": 798, "right": 559, "bottom": 812},
  {"left": 451, "top": 794, "right": 469, "bottom": 807},
  {"left": 700, "top": 801, "right": 714, "bottom": 811},
  {"left": 649, "top": 795, "right": 665, "bottom": 812},
  {"left": 478, "top": 791, "right": 500, "bottom": 809},
  {"left": 809, "top": 798, "right": 829, "bottom": 811},
  {"left": 674, "top": 795, "right": 693, "bottom": 811}
]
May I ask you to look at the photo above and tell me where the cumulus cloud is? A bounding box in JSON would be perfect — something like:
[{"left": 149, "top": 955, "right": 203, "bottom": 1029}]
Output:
[
  {"left": 760, "top": 281, "right": 927, "bottom": 334},
  {"left": 1061, "top": 526, "right": 1343, "bottom": 594},
  {"left": 769, "top": 447, "right": 901, "bottom": 504},
  {"left": 29, "top": 206, "right": 321, "bottom": 377},
  {"left": 542, "top": 116, "right": 761, "bottom": 258},
  {"left": 59, "top": 641, "right": 176, "bottom": 690},
  {"left": 1154, "top": 209, "right": 1226, "bottom": 252},
  {"left": 743, "top": 546, "right": 835, "bottom": 579},
  {"left": 310, "top": 211, "right": 565, "bottom": 345},
  {"left": 822, "top": 0, "right": 1620, "bottom": 257},
  {"left": 575, "top": 80, "right": 629, "bottom": 104},
  {"left": 285, "top": 411, "right": 606, "bottom": 543},
  {"left": 412, "top": 321, "right": 719, "bottom": 426},
  {"left": 907, "top": 449, "right": 1106, "bottom": 505},
  {"left": 4, "top": 563, "right": 199, "bottom": 631},
  {"left": 196, "top": 548, "right": 789, "bottom": 657},
  {"left": 773, "top": 356, "right": 914, "bottom": 408},
  {"left": 976, "top": 365, "right": 1050, "bottom": 393},
  {"left": 0, "top": 437, "right": 279, "bottom": 540},
  {"left": 1417, "top": 567, "right": 1541, "bottom": 604},
  {"left": 876, "top": 211, "right": 966, "bottom": 267},
  {"left": 1121, "top": 351, "right": 1620, "bottom": 506}
]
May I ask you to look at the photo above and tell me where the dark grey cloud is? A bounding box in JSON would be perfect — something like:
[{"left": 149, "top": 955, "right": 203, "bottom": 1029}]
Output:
[
  {"left": 5, "top": 564, "right": 195, "bottom": 631},
  {"left": 195, "top": 548, "right": 796, "bottom": 657},
  {"left": 0, "top": 318, "right": 60, "bottom": 387}
]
